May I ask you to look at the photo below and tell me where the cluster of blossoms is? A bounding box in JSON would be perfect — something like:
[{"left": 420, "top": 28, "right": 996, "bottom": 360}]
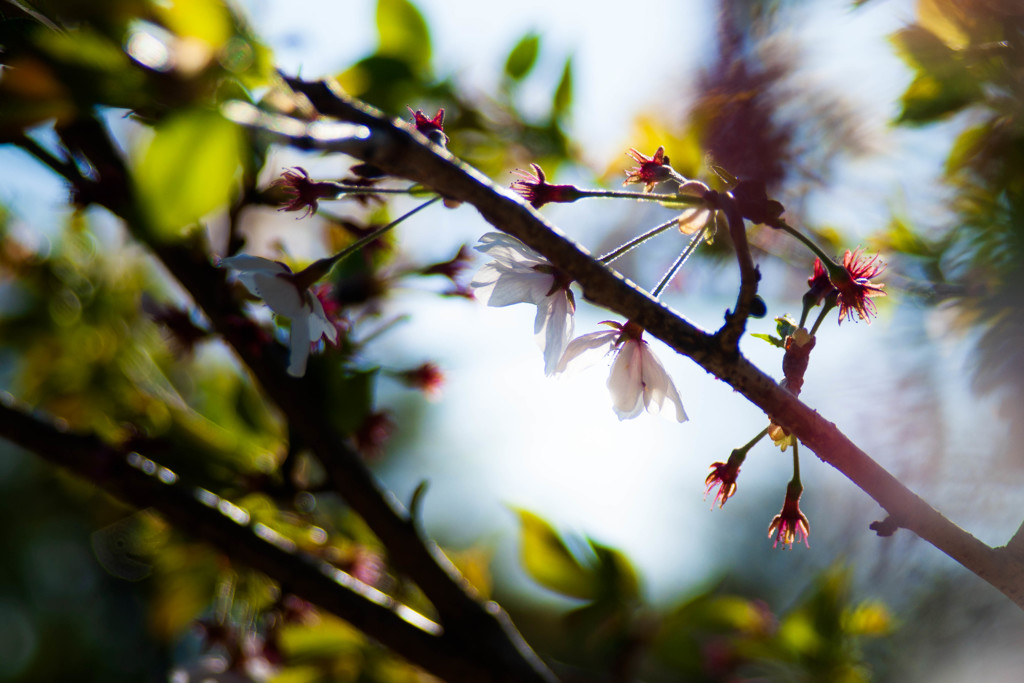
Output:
[
  {"left": 226, "top": 105, "right": 889, "bottom": 553},
  {"left": 470, "top": 232, "right": 687, "bottom": 423},
  {"left": 503, "top": 145, "right": 887, "bottom": 550}
]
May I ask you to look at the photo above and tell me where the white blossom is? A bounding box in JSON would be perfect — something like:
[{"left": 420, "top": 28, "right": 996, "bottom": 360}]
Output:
[
  {"left": 221, "top": 255, "right": 337, "bottom": 377},
  {"left": 556, "top": 321, "right": 687, "bottom": 422},
  {"left": 470, "top": 232, "right": 575, "bottom": 375}
]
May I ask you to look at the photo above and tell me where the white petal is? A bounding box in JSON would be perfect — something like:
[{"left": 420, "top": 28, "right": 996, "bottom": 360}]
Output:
[
  {"left": 306, "top": 293, "right": 338, "bottom": 344},
  {"left": 677, "top": 208, "right": 710, "bottom": 235},
  {"left": 607, "top": 340, "right": 645, "bottom": 420},
  {"left": 473, "top": 232, "right": 544, "bottom": 267},
  {"left": 536, "top": 293, "right": 574, "bottom": 376},
  {"left": 221, "top": 254, "right": 289, "bottom": 274},
  {"left": 223, "top": 256, "right": 291, "bottom": 296},
  {"left": 638, "top": 344, "right": 688, "bottom": 422},
  {"left": 474, "top": 268, "right": 552, "bottom": 308},
  {"left": 287, "top": 311, "right": 312, "bottom": 377},
  {"left": 555, "top": 329, "right": 619, "bottom": 375},
  {"left": 251, "top": 272, "right": 305, "bottom": 318}
]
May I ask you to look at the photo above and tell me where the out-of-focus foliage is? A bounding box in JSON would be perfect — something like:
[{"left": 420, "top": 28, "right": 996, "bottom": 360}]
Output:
[
  {"left": 335, "top": 0, "right": 574, "bottom": 173},
  {"left": 513, "top": 511, "right": 889, "bottom": 681},
  {"left": 882, "top": 0, "right": 1024, "bottom": 433},
  {"left": 0, "top": 0, "right": 993, "bottom": 680}
]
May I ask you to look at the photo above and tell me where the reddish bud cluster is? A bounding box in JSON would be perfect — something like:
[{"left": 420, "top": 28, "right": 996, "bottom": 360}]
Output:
[{"left": 511, "top": 164, "right": 582, "bottom": 208}]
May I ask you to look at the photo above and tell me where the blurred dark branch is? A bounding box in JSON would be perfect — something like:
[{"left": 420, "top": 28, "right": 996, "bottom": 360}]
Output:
[
  {"left": 711, "top": 190, "right": 760, "bottom": 351},
  {"left": 284, "top": 76, "right": 1024, "bottom": 610},
  {"left": 28, "top": 114, "right": 559, "bottom": 683},
  {"left": 0, "top": 397, "right": 487, "bottom": 678}
]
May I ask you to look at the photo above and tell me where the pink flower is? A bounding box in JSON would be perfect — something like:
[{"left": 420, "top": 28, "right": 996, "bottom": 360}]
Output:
[
  {"left": 511, "top": 164, "right": 582, "bottom": 208},
  {"left": 768, "top": 482, "right": 810, "bottom": 549},
  {"left": 399, "top": 362, "right": 445, "bottom": 400},
  {"left": 272, "top": 167, "right": 338, "bottom": 218},
  {"left": 829, "top": 249, "right": 886, "bottom": 324},
  {"left": 705, "top": 458, "right": 741, "bottom": 509},
  {"left": 409, "top": 107, "right": 448, "bottom": 146},
  {"left": 556, "top": 321, "right": 687, "bottom": 422},
  {"left": 623, "top": 146, "right": 675, "bottom": 193}
]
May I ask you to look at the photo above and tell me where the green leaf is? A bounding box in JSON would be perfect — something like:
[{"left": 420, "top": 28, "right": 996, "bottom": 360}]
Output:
[
  {"left": 552, "top": 55, "right": 574, "bottom": 119},
  {"left": 751, "top": 333, "right": 785, "bottom": 348},
  {"left": 590, "top": 541, "right": 640, "bottom": 603},
  {"left": 896, "top": 72, "right": 977, "bottom": 124},
  {"left": 504, "top": 33, "right": 540, "bottom": 81},
  {"left": 514, "top": 508, "right": 596, "bottom": 600},
  {"left": 134, "top": 109, "right": 243, "bottom": 240},
  {"left": 376, "top": 0, "right": 432, "bottom": 73}
]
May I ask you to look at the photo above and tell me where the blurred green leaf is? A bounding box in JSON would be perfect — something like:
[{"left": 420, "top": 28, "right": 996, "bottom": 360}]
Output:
[
  {"left": 153, "top": 0, "right": 232, "bottom": 47},
  {"left": 589, "top": 542, "right": 640, "bottom": 603},
  {"left": 504, "top": 33, "right": 540, "bottom": 82},
  {"left": 514, "top": 508, "right": 596, "bottom": 600},
  {"left": 134, "top": 108, "right": 243, "bottom": 240},
  {"left": 552, "top": 55, "right": 573, "bottom": 119},
  {"left": 376, "top": 0, "right": 431, "bottom": 73},
  {"left": 751, "top": 332, "right": 785, "bottom": 348}
]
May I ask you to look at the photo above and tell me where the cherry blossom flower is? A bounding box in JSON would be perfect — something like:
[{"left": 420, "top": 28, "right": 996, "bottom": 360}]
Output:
[
  {"left": 511, "top": 164, "right": 583, "bottom": 208},
  {"left": 768, "top": 482, "right": 810, "bottom": 549},
  {"left": 471, "top": 232, "right": 575, "bottom": 375},
  {"left": 556, "top": 321, "right": 687, "bottom": 422},
  {"left": 221, "top": 255, "right": 338, "bottom": 377},
  {"left": 804, "top": 258, "right": 836, "bottom": 309},
  {"left": 623, "top": 146, "right": 675, "bottom": 193},
  {"left": 399, "top": 362, "right": 445, "bottom": 399},
  {"left": 409, "top": 107, "right": 448, "bottom": 146},
  {"left": 705, "top": 457, "right": 741, "bottom": 509},
  {"left": 272, "top": 167, "right": 338, "bottom": 218},
  {"left": 831, "top": 248, "right": 886, "bottom": 323}
]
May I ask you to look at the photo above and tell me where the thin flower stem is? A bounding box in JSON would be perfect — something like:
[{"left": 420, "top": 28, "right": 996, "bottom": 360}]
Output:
[
  {"left": 809, "top": 299, "right": 837, "bottom": 336},
  {"left": 329, "top": 196, "right": 441, "bottom": 266},
  {"left": 597, "top": 217, "right": 680, "bottom": 264},
  {"left": 330, "top": 185, "right": 433, "bottom": 197},
  {"left": 576, "top": 188, "right": 704, "bottom": 206},
  {"left": 775, "top": 220, "right": 837, "bottom": 266},
  {"left": 739, "top": 426, "right": 771, "bottom": 455},
  {"left": 791, "top": 441, "right": 802, "bottom": 486},
  {"left": 651, "top": 229, "right": 705, "bottom": 298}
]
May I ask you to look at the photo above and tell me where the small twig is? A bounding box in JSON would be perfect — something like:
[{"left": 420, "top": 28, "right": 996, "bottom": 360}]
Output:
[{"left": 712, "top": 191, "right": 761, "bottom": 351}]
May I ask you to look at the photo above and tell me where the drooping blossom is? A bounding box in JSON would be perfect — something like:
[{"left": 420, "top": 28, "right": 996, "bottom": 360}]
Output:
[
  {"left": 353, "top": 410, "right": 395, "bottom": 460},
  {"left": 470, "top": 232, "right": 575, "bottom": 375},
  {"left": 399, "top": 362, "right": 445, "bottom": 400},
  {"left": 623, "top": 146, "right": 675, "bottom": 193},
  {"left": 272, "top": 167, "right": 338, "bottom": 218},
  {"left": 511, "top": 164, "right": 582, "bottom": 208},
  {"left": 768, "top": 481, "right": 810, "bottom": 549},
  {"left": 556, "top": 320, "right": 687, "bottom": 422},
  {"left": 804, "top": 258, "right": 836, "bottom": 309},
  {"left": 828, "top": 249, "right": 886, "bottom": 324},
  {"left": 221, "top": 255, "right": 338, "bottom": 377},
  {"left": 409, "top": 107, "right": 448, "bottom": 146},
  {"left": 705, "top": 456, "right": 742, "bottom": 509},
  {"left": 676, "top": 180, "right": 715, "bottom": 236},
  {"left": 421, "top": 244, "right": 473, "bottom": 282}
]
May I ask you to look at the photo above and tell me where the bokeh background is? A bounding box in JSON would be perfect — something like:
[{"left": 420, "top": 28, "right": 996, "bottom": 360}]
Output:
[{"left": 2, "top": 0, "right": 1024, "bottom": 680}]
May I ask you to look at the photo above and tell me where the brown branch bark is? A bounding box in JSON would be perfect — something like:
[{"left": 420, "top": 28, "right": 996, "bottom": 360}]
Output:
[
  {"left": 0, "top": 398, "right": 493, "bottom": 678},
  {"left": 21, "top": 115, "right": 560, "bottom": 683},
  {"left": 283, "top": 76, "right": 1024, "bottom": 609}
]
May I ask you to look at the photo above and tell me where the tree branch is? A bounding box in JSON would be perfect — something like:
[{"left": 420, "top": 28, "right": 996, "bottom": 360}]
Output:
[
  {"left": 0, "top": 397, "right": 508, "bottom": 679},
  {"left": 283, "top": 76, "right": 1024, "bottom": 609},
  {"left": 41, "top": 112, "right": 559, "bottom": 683}
]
